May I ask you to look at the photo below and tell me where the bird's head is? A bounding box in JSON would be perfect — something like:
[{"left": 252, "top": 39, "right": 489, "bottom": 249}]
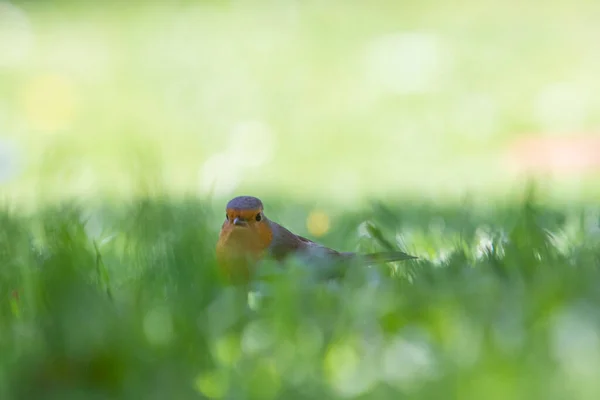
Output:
[
  {"left": 220, "top": 196, "right": 273, "bottom": 250},
  {"left": 225, "top": 195, "right": 267, "bottom": 227}
]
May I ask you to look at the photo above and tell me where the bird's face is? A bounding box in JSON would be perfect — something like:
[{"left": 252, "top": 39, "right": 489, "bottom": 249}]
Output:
[
  {"left": 224, "top": 207, "right": 266, "bottom": 230},
  {"left": 220, "top": 206, "right": 273, "bottom": 252}
]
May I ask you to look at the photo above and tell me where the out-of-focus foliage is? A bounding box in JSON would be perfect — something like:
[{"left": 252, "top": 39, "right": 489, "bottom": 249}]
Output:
[
  {"left": 1, "top": 0, "right": 600, "bottom": 206},
  {"left": 2, "top": 1, "right": 600, "bottom": 397},
  {"left": 2, "top": 193, "right": 600, "bottom": 399}
]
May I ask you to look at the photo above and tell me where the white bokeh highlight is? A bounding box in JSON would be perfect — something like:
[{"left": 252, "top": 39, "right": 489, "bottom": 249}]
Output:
[
  {"left": 199, "top": 152, "right": 241, "bottom": 198},
  {"left": 45, "top": 30, "right": 112, "bottom": 82},
  {"left": 325, "top": 340, "right": 377, "bottom": 398},
  {"left": 551, "top": 304, "right": 600, "bottom": 382},
  {"left": 0, "top": 138, "right": 20, "bottom": 184},
  {"left": 199, "top": 119, "right": 276, "bottom": 197},
  {"left": 454, "top": 93, "right": 498, "bottom": 139},
  {"left": 241, "top": 319, "right": 275, "bottom": 355},
  {"left": 0, "top": 2, "right": 33, "bottom": 68},
  {"left": 227, "top": 120, "right": 275, "bottom": 168},
  {"left": 382, "top": 335, "right": 438, "bottom": 390},
  {"left": 364, "top": 32, "right": 445, "bottom": 95},
  {"left": 534, "top": 82, "right": 590, "bottom": 132}
]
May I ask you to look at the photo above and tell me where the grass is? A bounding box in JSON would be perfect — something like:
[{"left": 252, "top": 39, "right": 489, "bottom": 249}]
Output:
[
  {"left": 2, "top": 189, "right": 600, "bottom": 399},
  {"left": 2, "top": 1, "right": 600, "bottom": 398}
]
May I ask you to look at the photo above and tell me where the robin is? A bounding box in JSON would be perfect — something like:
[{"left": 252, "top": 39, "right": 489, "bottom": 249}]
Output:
[{"left": 216, "top": 196, "right": 416, "bottom": 283}]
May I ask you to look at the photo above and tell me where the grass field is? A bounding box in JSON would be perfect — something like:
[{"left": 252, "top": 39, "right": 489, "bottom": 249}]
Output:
[
  {"left": 2, "top": 191, "right": 600, "bottom": 399},
  {"left": 2, "top": 1, "right": 600, "bottom": 398}
]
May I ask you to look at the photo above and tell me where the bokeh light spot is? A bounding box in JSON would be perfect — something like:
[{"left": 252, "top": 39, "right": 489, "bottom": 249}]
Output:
[
  {"left": 326, "top": 171, "right": 360, "bottom": 204},
  {"left": 212, "top": 334, "right": 241, "bottom": 367},
  {"left": 0, "top": 139, "right": 20, "bottom": 184},
  {"left": 247, "top": 290, "right": 263, "bottom": 311},
  {"left": 382, "top": 336, "right": 437, "bottom": 390},
  {"left": 551, "top": 304, "right": 600, "bottom": 381},
  {"left": 0, "top": 2, "right": 33, "bottom": 67},
  {"left": 247, "top": 359, "right": 281, "bottom": 400},
  {"left": 324, "top": 339, "right": 374, "bottom": 397},
  {"left": 306, "top": 210, "right": 330, "bottom": 237},
  {"left": 195, "top": 369, "right": 229, "bottom": 399},
  {"left": 534, "top": 82, "right": 589, "bottom": 132},
  {"left": 365, "top": 32, "right": 444, "bottom": 95},
  {"left": 357, "top": 221, "right": 372, "bottom": 238},
  {"left": 199, "top": 153, "right": 240, "bottom": 197},
  {"left": 46, "top": 30, "right": 112, "bottom": 82},
  {"left": 227, "top": 120, "right": 276, "bottom": 168},
  {"left": 143, "top": 306, "right": 174, "bottom": 346},
  {"left": 241, "top": 319, "right": 275, "bottom": 355},
  {"left": 453, "top": 93, "right": 497, "bottom": 139},
  {"left": 21, "top": 74, "right": 77, "bottom": 132}
]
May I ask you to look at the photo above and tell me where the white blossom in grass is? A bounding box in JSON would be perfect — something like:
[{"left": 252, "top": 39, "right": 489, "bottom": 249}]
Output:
[
  {"left": 357, "top": 220, "right": 372, "bottom": 238},
  {"left": 396, "top": 230, "right": 413, "bottom": 250},
  {"left": 474, "top": 226, "right": 507, "bottom": 260},
  {"left": 474, "top": 227, "right": 494, "bottom": 259},
  {"left": 547, "top": 230, "right": 570, "bottom": 256},
  {"left": 432, "top": 248, "right": 452, "bottom": 266}
]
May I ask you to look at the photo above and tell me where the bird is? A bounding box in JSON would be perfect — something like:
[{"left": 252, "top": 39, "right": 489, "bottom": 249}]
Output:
[{"left": 216, "top": 195, "right": 416, "bottom": 283}]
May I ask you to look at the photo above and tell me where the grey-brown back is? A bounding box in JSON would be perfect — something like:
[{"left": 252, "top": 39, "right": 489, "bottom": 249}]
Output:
[
  {"left": 267, "top": 220, "right": 340, "bottom": 261},
  {"left": 266, "top": 218, "right": 416, "bottom": 265}
]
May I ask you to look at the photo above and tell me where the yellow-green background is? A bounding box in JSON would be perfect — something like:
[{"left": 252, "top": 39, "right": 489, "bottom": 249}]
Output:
[
  {"left": 3, "top": 3, "right": 600, "bottom": 399},
  {"left": 1, "top": 0, "right": 600, "bottom": 206}
]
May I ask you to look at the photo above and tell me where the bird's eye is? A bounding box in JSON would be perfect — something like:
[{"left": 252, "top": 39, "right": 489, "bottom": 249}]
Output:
[{"left": 255, "top": 213, "right": 262, "bottom": 222}]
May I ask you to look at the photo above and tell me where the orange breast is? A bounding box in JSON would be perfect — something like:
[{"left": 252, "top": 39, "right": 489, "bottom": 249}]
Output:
[{"left": 216, "top": 224, "right": 272, "bottom": 283}]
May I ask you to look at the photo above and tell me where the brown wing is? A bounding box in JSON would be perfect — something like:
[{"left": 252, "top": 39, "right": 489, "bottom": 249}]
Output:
[
  {"left": 267, "top": 220, "right": 304, "bottom": 260},
  {"left": 267, "top": 220, "right": 341, "bottom": 261},
  {"left": 294, "top": 235, "right": 416, "bottom": 264},
  {"left": 267, "top": 219, "right": 417, "bottom": 264}
]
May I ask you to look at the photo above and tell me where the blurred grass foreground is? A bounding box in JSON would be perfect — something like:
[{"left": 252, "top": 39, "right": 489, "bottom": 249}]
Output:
[
  {"left": 2, "top": 0, "right": 600, "bottom": 399},
  {"left": 2, "top": 192, "right": 600, "bottom": 399}
]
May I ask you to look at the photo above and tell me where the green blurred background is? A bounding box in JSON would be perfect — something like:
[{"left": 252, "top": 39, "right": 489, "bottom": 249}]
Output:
[
  {"left": 2, "top": 0, "right": 600, "bottom": 207},
  {"left": 3, "top": 2, "right": 600, "bottom": 400}
]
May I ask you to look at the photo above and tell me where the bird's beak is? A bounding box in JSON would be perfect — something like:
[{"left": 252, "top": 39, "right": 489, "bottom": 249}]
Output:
[{"left": 233, "top": 217, "right": 247, "bottom": 226}]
